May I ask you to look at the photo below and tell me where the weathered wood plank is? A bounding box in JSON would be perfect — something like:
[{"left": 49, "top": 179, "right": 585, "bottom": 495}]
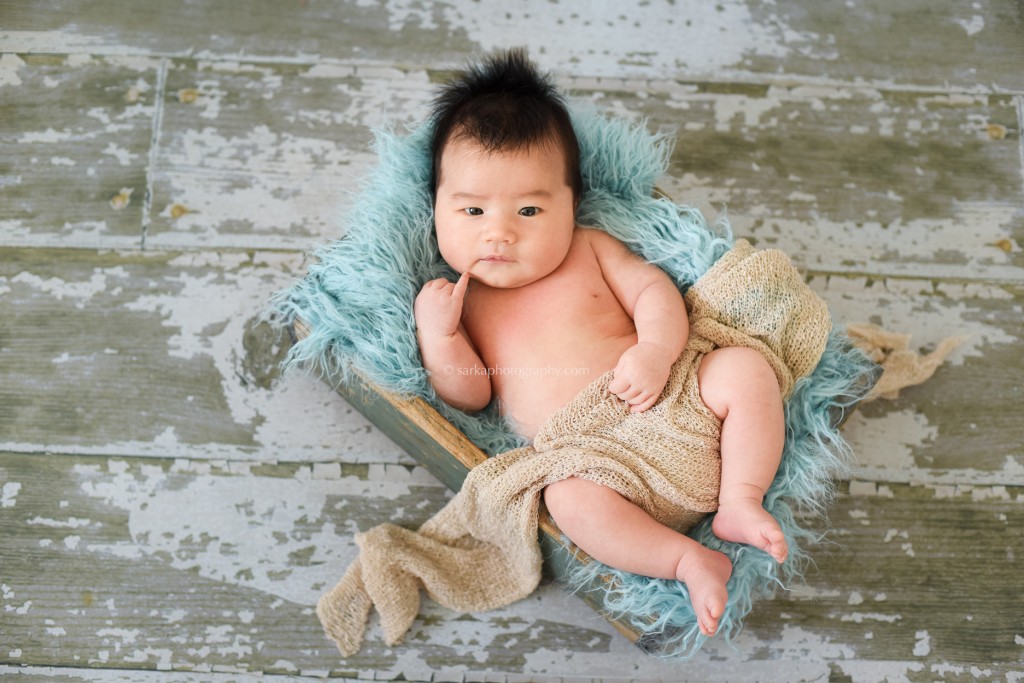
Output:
[
  {"left": 3, "top": 0, "right": 1022, "bottom": 92},
  {"left": 2, "top": 452, "right": 1021, "bottom": 679},
  {"left": 141, "top": 61, "right": 1024, "bottom": 278},
  {"left": 0, "top": 668, "right": 349, "bottom": 683},
  {"left": 0, "top": 452, "right": 668, "bottom": 681},
  {"left": 5, "top": 54, "right": 1019, "bottom": 278},
  {"left": 578, "top": 80, "right": 1024, "bottom": 281},
  {"left": 3, "top": 4, "right": 1023, "bottom": 682},
  {"left": 0, "top": 54, "right": 159, "bottom": 248},
  {"left": 144, "top": 59, "right": 434, "bottom": 250},
  {"left": 7, "top": 244, "right": 1017, "bottom": 485},
  {"left": 810, "top": 275, "right": 1024, "bottom": 486},
  {"left": 0, "top": 247, "right": 405, "bottom": 463},
  {"left": 742, "top": 481, "right": 1024, "bottom": 673}
]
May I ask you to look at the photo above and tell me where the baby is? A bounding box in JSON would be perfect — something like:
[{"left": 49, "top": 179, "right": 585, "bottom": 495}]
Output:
[{"left": 414, "top": 49, "right": 787, "bottom": 637}]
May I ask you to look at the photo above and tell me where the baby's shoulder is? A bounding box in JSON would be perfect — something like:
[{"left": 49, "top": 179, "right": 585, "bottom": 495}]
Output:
[
  {"left": 573, "top": 225, "right": 632, "bottom": 258},
  {"left": 573, "top": 225, "right": 624, "bottom": 248}
]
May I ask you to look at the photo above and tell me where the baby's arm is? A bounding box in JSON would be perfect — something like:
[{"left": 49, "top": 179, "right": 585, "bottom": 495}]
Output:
[
  {"left": 589, "top": 230, "right": 688, "bottom": 412},
  {"left": 414, "top": 272, "right": 492, "bottom": 412}
]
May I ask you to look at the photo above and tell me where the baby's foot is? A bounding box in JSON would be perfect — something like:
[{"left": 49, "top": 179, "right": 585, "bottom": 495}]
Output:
[
  {"left": 675, "top": 545, "right": 733, "bottom": 637},
  {"left": 712, "top": 497, "right": 789, "bottom": 563}
]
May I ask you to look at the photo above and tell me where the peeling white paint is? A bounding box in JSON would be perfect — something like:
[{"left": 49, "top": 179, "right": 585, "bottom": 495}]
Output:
[
  {"left": 913, "top": 629, "right": 931, "bottom": 656},
  {"left": 26, "top": 516, "right": 92, "bottom": 529},
  {"left": 712, "top": 94, "right": 785, "bottom": 131},
  {"left": 11, "top": 267, "right": 127, "bottom": 303},
  {"left": 101, "top": 142, "right": 139, "bottom": 166},
  {"left": 100, "top": 252, "right": 404, "bottom": 461},
  {"left": 845, "top": 409, "right": 936, "bottom": 475},
  {"left": 883, "top": 529, "right": 909, "bottom": 543},
  {"left": 122, "top": 646, "right": 173, "bottom": 669},
  {"left": 0, "top": 32, "right": 116, "bottom": 54},
  {"left": 817, "top": 275, "right": 1018, "bottom": 368},
  {"left": 432, "top": 0, "right": 817, "bottom": 80},
  {"left": 300, "top": 64, "right": 357, "bottom": 80},
  {"left": 75, "top": 462, "right": 421, "bottom": 605},
  {"left": 16, "top": 128, "right": 76, "bottom": 144},
  {"left": 969, "top": 485, "right": 1014, "bottom": 502},
  {"left": 835, "top": 660, "right": 925, "bottom": 683},
  {"left": 0, "top": 53, "right": 26, "bottom": 88},
  {"left": 97, "top": 627, "right": 141, "bottom": 651},
  {"left": 155, "top": 127, "right": 372, "bottom": 244},
  {"left": 1, "top": 482, "right": 21, "bottom": 508},
  {"left": 955, "top": 14, "right": 986, "bottom": 37},
  {"left": 741, "top": 202, "right": 1024, "bottom": 282}
]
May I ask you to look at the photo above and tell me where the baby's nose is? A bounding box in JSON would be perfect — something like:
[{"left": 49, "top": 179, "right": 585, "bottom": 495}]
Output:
[{"left": 484, "top": 218, "right": 516, "bottom": 243}]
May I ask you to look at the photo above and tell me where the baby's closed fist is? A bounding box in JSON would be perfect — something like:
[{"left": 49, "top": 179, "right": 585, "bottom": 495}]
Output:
[{"left": 608, "top": 342, "right": 673, "bottom": 413}]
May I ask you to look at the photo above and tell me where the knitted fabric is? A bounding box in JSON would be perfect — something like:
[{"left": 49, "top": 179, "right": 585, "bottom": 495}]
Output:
[
  {"left": 845, "top": 322, "right": 961, "bottom": 400},
  {"left": 315, "top": 239, "right": 832, "bottom": 655}
]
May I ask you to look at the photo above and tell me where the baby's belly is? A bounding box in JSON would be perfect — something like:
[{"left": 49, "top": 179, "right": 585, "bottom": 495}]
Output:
[{"left": 494, "top": 338, "right": 634, "bottom": 440}]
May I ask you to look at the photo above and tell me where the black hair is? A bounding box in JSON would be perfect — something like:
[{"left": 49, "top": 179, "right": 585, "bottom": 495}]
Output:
[{"left": 429, "top": 48, "right": 583, "bottom": 205}]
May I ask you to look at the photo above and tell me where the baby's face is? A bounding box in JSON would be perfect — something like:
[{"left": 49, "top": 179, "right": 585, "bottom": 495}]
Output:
[{"left": 434, "top": 137, "right": 576, "bottom": 289}]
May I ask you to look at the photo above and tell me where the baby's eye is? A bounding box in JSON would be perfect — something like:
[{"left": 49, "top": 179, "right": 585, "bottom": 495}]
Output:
[
  {"left": 464, "top": 207, "right": 483, "bottom": 216},
  {"left": 518, "top": 207, "right": 539, "bottom": 217}
]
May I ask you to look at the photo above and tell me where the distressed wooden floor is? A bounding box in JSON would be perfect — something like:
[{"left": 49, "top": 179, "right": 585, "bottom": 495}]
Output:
[{"left": 1, "top": 2, "right": 1023, "bottom": 681}]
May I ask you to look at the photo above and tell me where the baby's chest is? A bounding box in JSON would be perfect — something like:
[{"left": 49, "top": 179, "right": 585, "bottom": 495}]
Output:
[{"left": 464, "top": 274, "right": 629, "bottom": 357}]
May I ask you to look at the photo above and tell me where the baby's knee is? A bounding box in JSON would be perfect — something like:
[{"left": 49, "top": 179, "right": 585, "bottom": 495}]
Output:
[
  {"left": 544, "top": 477, "right": 585, "bottom": 513},
  {"left": 544, "top": 477, "right": 605, "bottom": 527},
  {"left": 698, "top": 347, "right": 780, "bottom": 414}
]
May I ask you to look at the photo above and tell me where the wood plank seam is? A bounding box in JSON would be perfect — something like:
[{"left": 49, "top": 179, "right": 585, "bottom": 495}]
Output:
[{"left": 141, "top": 57, "right": 170, "bottom": 250}]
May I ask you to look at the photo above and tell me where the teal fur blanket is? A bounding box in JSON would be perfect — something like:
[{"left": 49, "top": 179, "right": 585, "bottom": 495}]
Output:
[{"left": 268, "top": 106, "right": 876, "bottom": 658}]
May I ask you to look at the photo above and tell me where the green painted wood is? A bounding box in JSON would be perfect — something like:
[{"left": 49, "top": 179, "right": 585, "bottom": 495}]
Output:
[
  {"left": 0, "top": 54, "right": 159, "bottom": 247},
  {"left": 6, "top": 244, "right": 1017, "bottom": 485},
  {"left": 3, "top": 2, "right": 1023, "bottom": 680},
  {"left": 4, "top": 0, "right": 1022, "bottom": 92},
  {"left": 144, "top": 59, "right": 435, "bottom": 250},
  {"left": 809, "top": 276, "right": 1024, "bottom": 486},
  {"left": 0, "top": 668, "right": 351, "bottom": 683},
  {"left": 0, "top": 452, "right": 656, "bottom": 678},
  {"left": 579, "top": 81, "right": 1024, "bottom": 282},
  {"left": 743, "top": 481, "right": 1024, "bottom": 670},
  {"left": 6, "top": 54, "right": 1018, "bottom": 278},
  {"left": 2, "top": 452, "right": 1021, "bottom": 678},
  {"left": 0, "top": 247, "right": 404, "bottom": 463}
]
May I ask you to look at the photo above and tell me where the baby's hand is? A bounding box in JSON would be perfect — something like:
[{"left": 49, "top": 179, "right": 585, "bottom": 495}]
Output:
[
  {"left": 608, "top": 342, "right": 674, "bottom": 413},
  {"left": 414, "top": 272, "right": 470, "bottom": 339}
]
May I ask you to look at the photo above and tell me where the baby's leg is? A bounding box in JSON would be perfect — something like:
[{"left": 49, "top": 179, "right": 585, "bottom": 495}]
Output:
[
  {"left": 698, "top": 347, "right": 789, "bottom": 563},
  {"left": 544, "top": 477, "right": 732, "bottom": 636}
]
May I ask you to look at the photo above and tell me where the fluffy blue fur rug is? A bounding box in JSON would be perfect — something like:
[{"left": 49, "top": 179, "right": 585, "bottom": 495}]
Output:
[{"left": 267, "top": 105, "right": 877, "bottom": 658}]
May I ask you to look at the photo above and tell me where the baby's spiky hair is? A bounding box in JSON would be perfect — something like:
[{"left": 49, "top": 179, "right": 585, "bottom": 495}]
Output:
[{"left": 429, "top": 48, "right": 583, "bottom": 204}]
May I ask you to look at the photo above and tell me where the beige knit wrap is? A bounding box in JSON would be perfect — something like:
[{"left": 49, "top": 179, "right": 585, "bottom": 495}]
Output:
[{"left": 316, "top": 239, "right": 832, "bottom": 656}]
